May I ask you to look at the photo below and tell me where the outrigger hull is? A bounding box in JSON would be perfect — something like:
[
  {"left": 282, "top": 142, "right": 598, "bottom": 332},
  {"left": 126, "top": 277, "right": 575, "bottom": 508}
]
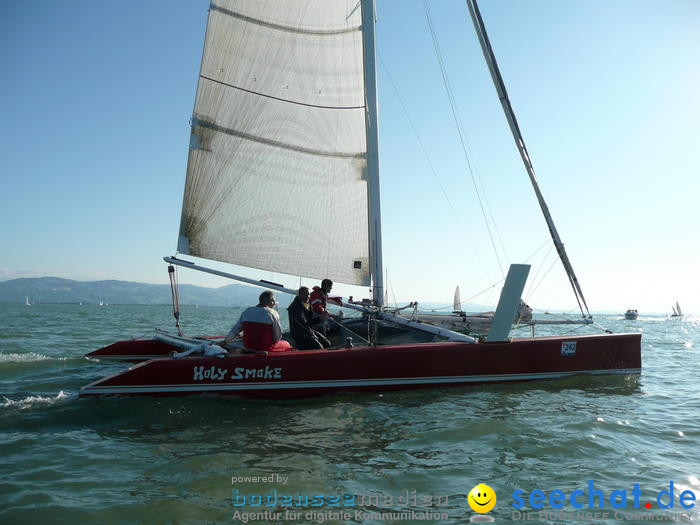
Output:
[
  {"left": 86, "top": 339, "right": 179, "bottom": 361},
  {"left": 85, "top": 335, "right": 225, "bottom": 362},
  {"left": 80, "top": 333, "right": 641, "bottom": 399}
]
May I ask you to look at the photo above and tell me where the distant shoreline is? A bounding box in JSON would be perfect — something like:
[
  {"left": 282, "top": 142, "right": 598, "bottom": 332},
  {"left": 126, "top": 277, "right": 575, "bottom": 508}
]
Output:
[
  {"left": 0, "top": 301, "right": 678, "bottom": 317},
  {"left": 0, "top": 301, "right": 231, "bottom": 307}
]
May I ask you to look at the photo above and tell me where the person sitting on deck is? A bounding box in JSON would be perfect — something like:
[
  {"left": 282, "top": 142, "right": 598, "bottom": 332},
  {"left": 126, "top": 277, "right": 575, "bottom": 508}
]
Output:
[
  {"left": 224, "top": 291, "right": 292, "bottom": 353},
  {"left": 309, "top": 279, "right": 343, "bottom": 334},
  {"left": 287, "top": 287, "right": 331, "bottom": 350}
]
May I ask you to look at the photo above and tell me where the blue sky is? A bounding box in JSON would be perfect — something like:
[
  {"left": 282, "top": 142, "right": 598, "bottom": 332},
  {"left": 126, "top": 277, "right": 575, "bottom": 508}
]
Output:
[{"left": 1, "top": 0, "right": 698, "bottom": 314}]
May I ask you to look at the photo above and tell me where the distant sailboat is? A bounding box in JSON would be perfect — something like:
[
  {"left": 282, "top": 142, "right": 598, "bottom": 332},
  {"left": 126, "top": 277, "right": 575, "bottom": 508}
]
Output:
[
  {"left": 671, "top": 301, "right": 683, "bottom": 318},
  {"left": 411, "top": 299, "right": 533, "bottom": 336},
  {"left": 25, "top": 296, "right": 31, "bottom": 306},
  {"left": 407, "top": 284, "right": 537, "bottom": 336}
]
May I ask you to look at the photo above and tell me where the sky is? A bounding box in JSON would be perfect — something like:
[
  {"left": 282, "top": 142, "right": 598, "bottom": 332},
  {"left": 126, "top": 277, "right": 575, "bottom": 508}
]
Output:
[{"left": 1, "top": 0, "right": 698, "bottom": 314}]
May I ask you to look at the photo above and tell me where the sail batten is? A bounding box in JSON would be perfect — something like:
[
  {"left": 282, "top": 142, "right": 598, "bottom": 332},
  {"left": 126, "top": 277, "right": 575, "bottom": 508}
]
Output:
[
  {"left": 178, "top": 0, "right": 373, "bottom": 286},
  {"left": 199, "top": 75, "right": 366, "bottom": 111},
  {"left": 210, "top": 4, "right": 362, "bottom": 35},
  {"left": 191, "top": 116, "right": 365, "bottom": 159}
]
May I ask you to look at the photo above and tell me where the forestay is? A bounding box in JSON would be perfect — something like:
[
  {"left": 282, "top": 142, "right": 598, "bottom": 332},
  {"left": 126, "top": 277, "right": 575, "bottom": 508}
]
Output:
[{"left": 178, "top": 0, "right": 372, "bottom": 286}]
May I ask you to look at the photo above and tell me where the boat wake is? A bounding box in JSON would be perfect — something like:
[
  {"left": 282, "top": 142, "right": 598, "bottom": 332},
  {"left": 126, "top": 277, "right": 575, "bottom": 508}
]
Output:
[
  {"left": 0, "top": 352, "right": 58, "bottom": 363},
  {"left": 1, "top": 390, "right": 77, "bottom": 410}
]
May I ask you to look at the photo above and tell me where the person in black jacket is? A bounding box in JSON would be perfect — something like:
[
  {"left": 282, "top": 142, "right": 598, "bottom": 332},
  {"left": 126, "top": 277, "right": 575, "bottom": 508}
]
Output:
[{"left": 287, "top": 287, "right": 331, "bottom": 350}]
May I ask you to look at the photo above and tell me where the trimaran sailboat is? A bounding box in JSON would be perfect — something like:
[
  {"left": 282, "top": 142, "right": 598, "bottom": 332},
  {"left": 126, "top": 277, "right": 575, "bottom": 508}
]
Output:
[{"left": 81, "top": 0, "right": 641, "bottom": 398}]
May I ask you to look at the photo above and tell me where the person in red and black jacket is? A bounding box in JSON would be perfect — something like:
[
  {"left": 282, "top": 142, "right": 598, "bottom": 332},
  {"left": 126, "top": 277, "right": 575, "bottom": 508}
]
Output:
[{"left": 309, "top": 279, "right": 343, "bottom": 334}]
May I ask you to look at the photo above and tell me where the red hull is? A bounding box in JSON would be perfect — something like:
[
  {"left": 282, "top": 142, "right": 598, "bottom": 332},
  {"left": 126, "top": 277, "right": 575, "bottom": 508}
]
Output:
[{"left": 80, "top": 333, "right": 641, "bottom": 399}]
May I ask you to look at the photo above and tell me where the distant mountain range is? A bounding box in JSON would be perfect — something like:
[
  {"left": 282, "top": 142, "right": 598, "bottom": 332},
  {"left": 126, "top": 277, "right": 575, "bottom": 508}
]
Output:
[
  {"left": 0, "top": 276, "right": 502, "bottom": 311},
  {"left": 0, "top": 277, "right": 274, "bottom": 307},
  {"left": 0, "top": 277, "right": 643, "bottom": 314}
]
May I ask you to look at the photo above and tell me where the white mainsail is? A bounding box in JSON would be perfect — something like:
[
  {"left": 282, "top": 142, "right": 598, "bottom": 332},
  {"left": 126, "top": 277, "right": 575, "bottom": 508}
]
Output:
[{"left": 177, "top": 0, "right": 374, "bottom": 287}]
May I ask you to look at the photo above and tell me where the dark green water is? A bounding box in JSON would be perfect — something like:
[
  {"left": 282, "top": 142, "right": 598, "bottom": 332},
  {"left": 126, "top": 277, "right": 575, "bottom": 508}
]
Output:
[{"left": 1, "top": 303, "right": 698, "bottom": 524}]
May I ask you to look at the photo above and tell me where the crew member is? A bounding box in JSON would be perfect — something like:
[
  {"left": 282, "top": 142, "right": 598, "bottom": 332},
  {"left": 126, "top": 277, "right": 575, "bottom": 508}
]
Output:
[
  {"left": 287, "top": 287, "right": 331, "bottom": 350},
  {"left": 309, "top": 279, "right": 343, "bottom": 333},
  {"left": 225, "top": 291, "right": 292, "bottom": 352}
]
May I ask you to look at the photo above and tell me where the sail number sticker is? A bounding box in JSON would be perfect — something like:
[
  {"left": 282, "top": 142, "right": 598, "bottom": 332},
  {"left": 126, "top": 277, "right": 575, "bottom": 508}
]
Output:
[{"left": 560, "top": 341, "right": 577, "bottom": 357}]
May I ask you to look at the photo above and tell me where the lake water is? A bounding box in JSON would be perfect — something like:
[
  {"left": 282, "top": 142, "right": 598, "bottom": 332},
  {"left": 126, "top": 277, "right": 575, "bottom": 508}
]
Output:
[{"left": 1, "top": 303, "right": 698, "bottom": 524}]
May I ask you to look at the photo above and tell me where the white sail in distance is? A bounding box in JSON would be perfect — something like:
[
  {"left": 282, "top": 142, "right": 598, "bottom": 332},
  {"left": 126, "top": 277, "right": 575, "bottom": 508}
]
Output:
[{"left": 177, "top": 0, "right": 372, "bottom": 286}]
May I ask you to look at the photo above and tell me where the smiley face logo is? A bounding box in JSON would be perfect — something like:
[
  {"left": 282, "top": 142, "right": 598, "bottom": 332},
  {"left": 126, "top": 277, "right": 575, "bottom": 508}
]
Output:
[{"left": 468, "top": 483, "right": 496, "bottom": 513}]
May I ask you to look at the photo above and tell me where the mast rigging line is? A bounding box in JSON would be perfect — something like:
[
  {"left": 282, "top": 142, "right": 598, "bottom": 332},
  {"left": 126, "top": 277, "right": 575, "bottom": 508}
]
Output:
[
  {"left": 377, "top": 53, "right": 493, "bottom": 283},
  {"left": 525, "top": 252, "right": 560, "bottom": 306},
  {"left": 423, "top": 0, "right": 506, "bottom": 279},
  {"left": 523, "top": 241, "right": 555, "bottom": 301},
  {"left": 465, "top": 0, "right": 591, "bottom": 318},
  {"left": 328, "top": 317, "right": 371, "bottom": 345},
  {"left": 427, "top": 281, "right": 502, "bottom": 312}
]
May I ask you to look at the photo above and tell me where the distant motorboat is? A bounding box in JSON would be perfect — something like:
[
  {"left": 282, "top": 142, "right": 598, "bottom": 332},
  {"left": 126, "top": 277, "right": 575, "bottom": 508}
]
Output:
[
  {"left": 624, "top": 309, "right": 638, "bottom": 320},
  {"left": 671, "top": 301, "right": 683, "bottom": 318}
]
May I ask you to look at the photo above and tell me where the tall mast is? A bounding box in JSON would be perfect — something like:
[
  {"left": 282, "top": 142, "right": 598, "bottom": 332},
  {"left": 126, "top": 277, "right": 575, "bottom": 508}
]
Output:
[
  {"left": 465, "top": 0, "right": 590, "bottom": 317},
  {"left": 362, "top": 0, "right": 384, "bottom": 306}
]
